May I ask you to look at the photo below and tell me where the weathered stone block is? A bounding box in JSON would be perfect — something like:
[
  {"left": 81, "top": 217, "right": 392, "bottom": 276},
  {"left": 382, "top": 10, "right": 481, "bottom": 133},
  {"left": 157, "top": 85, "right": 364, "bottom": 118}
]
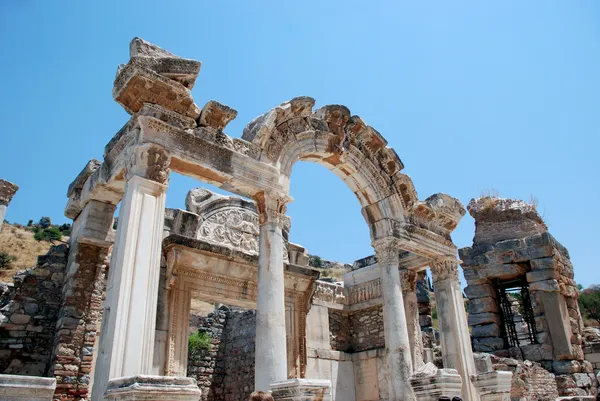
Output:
[
  {"left": 472, "top": 337, "right": 505, "bottom": 352},
  {"left": 526, "top": 268, "right": 559, "bottom": 283},
  {"left": 465, "top": 284, "right": 497, "bottom": 300},
  {"left": 467, "top": 297, "right": 499, "bottom": 314},
  {"left": 198, "top": 101, "right": 238, "bottom": 131},
  {"left": 472, "top": 323, "right": 502, "bottom": 338},
  {"left": 468, "top": 312, "right": 502, "bottom": 327},
  {"left": 553, "top": 360, "right": 582, "bottom": 374},
  {"left": 530, "top": 279, "right": 560, "bottom": 292}
]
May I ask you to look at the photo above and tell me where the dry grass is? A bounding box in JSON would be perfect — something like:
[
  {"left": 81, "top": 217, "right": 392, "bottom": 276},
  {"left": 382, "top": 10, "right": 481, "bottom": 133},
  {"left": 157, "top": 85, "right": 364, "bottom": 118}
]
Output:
[
  {"left": 0, "top": 223, "right": 54, "bottom": 282},
  {"left": 190, "top": 298, "right": 215, "bottom": 316},
  {"left": 314, "top": 266, "right": 347, "bottom": 281}
]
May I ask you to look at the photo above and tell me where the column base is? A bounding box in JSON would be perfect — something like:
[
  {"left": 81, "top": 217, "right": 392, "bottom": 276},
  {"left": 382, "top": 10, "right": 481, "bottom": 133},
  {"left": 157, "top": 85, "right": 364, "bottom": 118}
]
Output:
[
  {"left": 270, "top": 378, "right": 332, "bottom": 401},
  {"left": 471, "top": 371, "right": 513, "bottom": 401},
  {"left": 409, "top": 363, "right": 463, "bottom": 401},
  {"left": 0, "top": 374, "right": 56, "bottom": 401},
  {"left": 104, "top": 376, "right": 201, "bottom": 401}
]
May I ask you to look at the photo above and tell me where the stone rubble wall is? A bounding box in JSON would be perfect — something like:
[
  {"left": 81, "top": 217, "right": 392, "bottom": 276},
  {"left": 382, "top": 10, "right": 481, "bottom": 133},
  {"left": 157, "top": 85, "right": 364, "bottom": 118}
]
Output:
[
  {"left": 488, "top": 354, "right": 560, "bottom": 401},
  {"left": 0, "top": 245, "right": 68, "bottom": 376},
  {"left": 328, "top": 305, "right": 385, "bottom": 354},
  {"left": 583, "top": 327, "right": 600, "bottom": 374},
  {"left": 187, "top": 305, "right": 256, "bottom": 401}
]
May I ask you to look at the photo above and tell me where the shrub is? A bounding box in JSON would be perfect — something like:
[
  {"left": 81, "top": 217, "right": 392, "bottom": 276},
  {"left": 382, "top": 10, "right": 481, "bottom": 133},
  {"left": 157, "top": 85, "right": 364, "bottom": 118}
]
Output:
[
  {"left": 579, "top": 285, "right": 600, "bottom": 326},
  {"left": 58, "top": 223, "right": 72, "bottom": 235},
  {"left": 188, "top": 331, "right": 212, "bottom": 354},
  {"left": 38, "top": 216, "right": 52, "bottom": 229},
  {"left": 0, "top": 252, "right": 17, "bottom": 270},
  {"left": 34, "top": 227, "right": 62, "bottom": 242}
]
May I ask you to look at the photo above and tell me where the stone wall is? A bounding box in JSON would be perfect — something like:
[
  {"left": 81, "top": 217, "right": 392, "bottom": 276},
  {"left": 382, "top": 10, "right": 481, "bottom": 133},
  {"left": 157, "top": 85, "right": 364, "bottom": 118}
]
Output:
[
  {"left": 328, "top": 310, "right": 351, "bottom": 352},
  {"left": 348, "top": 306, "right": 385, "bottom": 353},
  {"left": 188, "top": 305, "right": 256, "bottom": 401},
  {"left": 461, "top": 197, "right": 593, "bottom": 397},
  {"left": 0, "top": 245, "right": 67, "bottom": 376},
  {"left": 489, "top": 354, "right": 560, "bottom": 401}
]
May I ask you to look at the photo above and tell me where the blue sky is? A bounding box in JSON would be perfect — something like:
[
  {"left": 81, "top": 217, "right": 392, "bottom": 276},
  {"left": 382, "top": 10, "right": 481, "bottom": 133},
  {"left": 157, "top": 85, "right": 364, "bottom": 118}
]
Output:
[{"left": 1, "top": 2, "right": 598, "bottom": 287}]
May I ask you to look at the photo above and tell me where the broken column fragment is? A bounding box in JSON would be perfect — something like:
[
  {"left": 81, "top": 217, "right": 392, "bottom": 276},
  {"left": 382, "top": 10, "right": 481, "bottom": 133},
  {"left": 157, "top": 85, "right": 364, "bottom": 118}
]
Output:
[{"left": 0, "top": 179, "right": 18, "bottom": 232}]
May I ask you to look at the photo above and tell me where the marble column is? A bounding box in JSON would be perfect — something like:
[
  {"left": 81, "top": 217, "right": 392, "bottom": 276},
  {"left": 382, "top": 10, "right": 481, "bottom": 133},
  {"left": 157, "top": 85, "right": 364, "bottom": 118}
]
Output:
[
  {"left": 400, "top": 268, "right": 425, "bottom": 370},
  {"left": 253, "top": 191, "right": 290, "bottom": 392},
  {"left": 430, "top": 258, "right": 478, "bottom": 401},
  {"left": 165, "top": 269, "right": 193, "bottom": 376},
  {"left": 373, "top": 237, "right": 415, "bottom": 401},
  {"left": 91, "top": 145, "right": 171, "bottom": 401},
  {"left": 0, "top": 179, "right": 18, "bottom": 232}
]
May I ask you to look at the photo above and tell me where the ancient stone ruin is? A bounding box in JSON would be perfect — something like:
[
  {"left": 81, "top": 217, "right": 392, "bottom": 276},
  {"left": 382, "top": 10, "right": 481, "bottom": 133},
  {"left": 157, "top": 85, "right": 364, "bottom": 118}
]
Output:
[
  {"left": 460, "top": 197, "right": 597, "bottom": 398},
  {"left": 0, "top": 179, "right": 18, "bottom": 232},
  {"left": 0, "top": 37, "right": 595, "bottom": 401}
]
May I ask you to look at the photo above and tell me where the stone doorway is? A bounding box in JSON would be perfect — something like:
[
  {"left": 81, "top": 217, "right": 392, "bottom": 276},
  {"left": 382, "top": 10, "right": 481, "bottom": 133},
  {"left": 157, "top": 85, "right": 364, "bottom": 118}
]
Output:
[{"left": 495, "top": 277, "right": 538, "bottom": 349}]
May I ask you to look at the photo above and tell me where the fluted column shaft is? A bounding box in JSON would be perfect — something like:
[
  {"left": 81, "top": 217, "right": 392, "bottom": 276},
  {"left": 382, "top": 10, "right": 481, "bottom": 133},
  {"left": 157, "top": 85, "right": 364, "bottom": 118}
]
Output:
[
  {"left": 431, "top": 258, "right": 478, "bottom": 401},
  {"left": 374, "top": 238, "right": 416, "bottom": 401}
]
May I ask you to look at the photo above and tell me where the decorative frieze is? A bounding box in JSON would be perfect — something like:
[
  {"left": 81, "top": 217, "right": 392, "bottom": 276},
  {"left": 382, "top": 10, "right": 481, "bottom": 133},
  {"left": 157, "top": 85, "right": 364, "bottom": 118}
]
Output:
[{"left": 348, "top": 279, "right": 382, "bottom": 305}]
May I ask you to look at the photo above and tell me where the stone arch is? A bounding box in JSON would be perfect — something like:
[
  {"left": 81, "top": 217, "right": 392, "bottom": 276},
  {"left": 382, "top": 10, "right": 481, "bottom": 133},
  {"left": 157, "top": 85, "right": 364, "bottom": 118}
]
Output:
[{"left": 242, "top": 96, "right": 418, "bottom": 239}]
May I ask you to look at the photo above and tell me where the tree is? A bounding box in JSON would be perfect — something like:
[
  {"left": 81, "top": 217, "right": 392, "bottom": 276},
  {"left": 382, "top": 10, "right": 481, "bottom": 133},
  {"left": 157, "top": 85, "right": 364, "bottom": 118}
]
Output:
[
  {"left": 579, "top": 285, "right": 600, "bottom": 325},
  {"left": 38, "top": 216, "right": 52, "bottom": 229},
  {"left": 34, "top": 226, "right": 62, "bottom": 242},
  {"left": 0, "top": 252, "right": 17, "bottom": 270},
  {"left": 27, "top": 220, "right": 33, "bottom": 227}
]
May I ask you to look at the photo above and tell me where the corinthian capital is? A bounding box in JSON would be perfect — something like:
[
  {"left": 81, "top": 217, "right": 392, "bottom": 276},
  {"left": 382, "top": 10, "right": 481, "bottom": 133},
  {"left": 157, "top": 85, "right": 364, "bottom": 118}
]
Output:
[
  {"left": 372, "top": 237, "right": 400, "bottom": 266},
  {"left": 124, "top": 144, "right": 171, "bottom": 185},
  {"left": 253, "top": 191, "right": 291, "bottom": 226},
  {"left": 399, "top": 268, "right": 417, "bottom": 293},
  {"left": 430, "top": 257, "right": 460, "bottom": 284}
]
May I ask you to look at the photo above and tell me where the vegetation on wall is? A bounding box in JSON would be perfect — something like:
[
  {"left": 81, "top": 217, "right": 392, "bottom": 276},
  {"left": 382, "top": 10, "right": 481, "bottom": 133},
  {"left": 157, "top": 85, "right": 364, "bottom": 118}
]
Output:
[{"left": 188, "top": 330, "right": 213, "bottom": 354}]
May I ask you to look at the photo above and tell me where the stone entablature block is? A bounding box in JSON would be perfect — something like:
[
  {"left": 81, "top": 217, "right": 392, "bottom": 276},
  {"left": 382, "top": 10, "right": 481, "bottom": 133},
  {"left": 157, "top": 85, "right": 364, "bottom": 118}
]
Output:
[{"left": 0, "top": 374, "right": 56, "bottom": 401}]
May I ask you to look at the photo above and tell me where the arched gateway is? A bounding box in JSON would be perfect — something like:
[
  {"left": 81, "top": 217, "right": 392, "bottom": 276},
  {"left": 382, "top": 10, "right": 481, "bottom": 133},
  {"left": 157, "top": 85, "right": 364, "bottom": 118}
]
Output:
[{"left": 54, "top": 38, "right": 488, "bottom": 401}]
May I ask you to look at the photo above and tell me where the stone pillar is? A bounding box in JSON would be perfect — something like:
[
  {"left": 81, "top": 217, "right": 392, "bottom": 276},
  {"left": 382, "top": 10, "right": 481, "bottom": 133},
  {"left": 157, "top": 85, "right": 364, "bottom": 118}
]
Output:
[
  {"left": 253, "top": 191, "right": 290, "bottom": 392},
  {"left": 91, "top": 145, "right": 171, "bottom": 401},
  {"left": 165, "top": 273, "right": 192, "bottom": 376},
  {"left": 400, "top": 268, "right": 425, "bottom": 370},
  {"left": 52, "top": 200, "right": 116, "bottom": 400},
  {"left": 0, "top": 179, "right": 18, "bottom": 232},
  {"left": 430, "top": 258, "right": 478, "bottom": 401},
  {"left": 373, "top": 237, "right": 415, "bottom": 401}
]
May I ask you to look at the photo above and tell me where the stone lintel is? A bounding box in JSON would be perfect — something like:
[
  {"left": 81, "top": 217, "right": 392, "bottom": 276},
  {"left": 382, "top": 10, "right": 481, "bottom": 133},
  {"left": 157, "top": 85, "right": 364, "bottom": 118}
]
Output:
[
  {"left": 0, "top": 374, "right": 57, "bottom": 401},
  {"left": 270, "top": 378, "right": 332, "bottom": 401},
  {"left": 104, "top": 375, "right": 201, "bottom": 401},
  {"left": 0, "top": 179, "right": 19, "bottom": 206},
  {"left": 70, "top": 200, "right": 117, "bottom": 248}
]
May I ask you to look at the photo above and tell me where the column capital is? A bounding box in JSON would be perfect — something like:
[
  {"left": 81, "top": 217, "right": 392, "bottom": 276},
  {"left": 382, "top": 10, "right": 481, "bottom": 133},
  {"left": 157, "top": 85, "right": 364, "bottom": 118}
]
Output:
[
  {"left": 429, "top": 257, "right": 461, "bottom": 284},
  {"left": 124, "top": 144, "right": 171, "bottom": 185},
  {"left": 253, "top": 191, "right": 292, "bottom": 226},
  {"left": 399, "top": 268, "right": 417, "bottom": 293},
  {"left": 372, "top": 237, "right": 400, "bottom": 266}
]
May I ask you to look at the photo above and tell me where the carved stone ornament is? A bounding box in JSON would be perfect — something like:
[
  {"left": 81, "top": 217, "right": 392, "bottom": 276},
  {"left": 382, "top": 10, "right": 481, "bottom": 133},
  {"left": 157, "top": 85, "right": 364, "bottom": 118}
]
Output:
[
  {"left": 198, "top": 207, "right": 260, "bottom": 255},
  {"left": 399, "top": 269, "right": 417, "bottom": 292},
  {"left": 372, "top": 237, "right": 400, "bottom": 266},
  {"left": 430, "top": 258, "right": 460, "bottom": 284},
  {"left": 124, "top": 144, "right": 171, "bottom": 185},
  {"left": 253, "top": 191, "right": 291, "bottom": 226}
]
